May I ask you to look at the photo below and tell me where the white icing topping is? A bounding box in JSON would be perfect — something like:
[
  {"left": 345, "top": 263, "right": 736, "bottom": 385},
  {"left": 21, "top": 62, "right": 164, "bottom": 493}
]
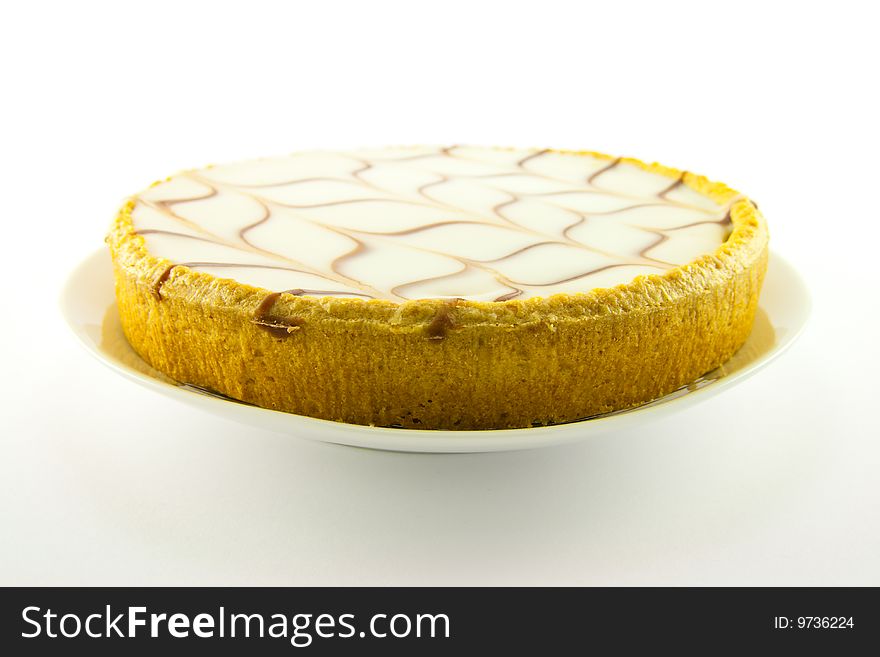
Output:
[{"left": 132, "top": 146, "right": 732, "bottom": 301}]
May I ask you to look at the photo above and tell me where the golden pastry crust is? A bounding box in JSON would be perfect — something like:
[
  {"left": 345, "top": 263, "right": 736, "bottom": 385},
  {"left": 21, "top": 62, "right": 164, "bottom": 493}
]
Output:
[{"left": 107, "top": 149, "right": 768, "bottom": 429}]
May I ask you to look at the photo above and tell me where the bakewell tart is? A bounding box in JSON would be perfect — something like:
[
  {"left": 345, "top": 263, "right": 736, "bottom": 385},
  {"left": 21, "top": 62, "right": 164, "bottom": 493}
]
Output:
[{"left": 106, "top": 146, "right": 768, "bottom": 430}]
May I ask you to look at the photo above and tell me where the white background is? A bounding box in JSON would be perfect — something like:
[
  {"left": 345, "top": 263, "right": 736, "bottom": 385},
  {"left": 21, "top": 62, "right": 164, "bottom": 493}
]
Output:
[{"left": 2, "top": 0, "right": 878, "bottom": 585}]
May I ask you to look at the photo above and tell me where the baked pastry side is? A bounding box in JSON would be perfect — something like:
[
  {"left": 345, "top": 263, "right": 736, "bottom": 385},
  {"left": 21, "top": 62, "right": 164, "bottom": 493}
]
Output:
[{"left": 107, "top": 152, "right": 768, "bottom": 430}]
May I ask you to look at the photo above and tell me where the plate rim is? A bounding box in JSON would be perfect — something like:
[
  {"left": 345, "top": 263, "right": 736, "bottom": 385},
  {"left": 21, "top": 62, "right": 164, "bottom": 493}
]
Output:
[{"left": 60, "top": 248, "right": 811, "bottom": 453}]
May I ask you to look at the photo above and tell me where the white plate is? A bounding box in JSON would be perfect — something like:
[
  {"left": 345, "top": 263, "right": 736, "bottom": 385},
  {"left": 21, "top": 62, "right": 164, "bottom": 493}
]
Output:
[{"left": 61, "top": 249, "right": 810, "bottom": 453}]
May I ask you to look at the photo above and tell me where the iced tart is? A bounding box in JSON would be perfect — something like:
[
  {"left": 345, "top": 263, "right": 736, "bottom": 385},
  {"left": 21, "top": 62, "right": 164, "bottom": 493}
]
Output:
[{"left": 107, "top": 146, "right": 768, "bottom": 430}]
